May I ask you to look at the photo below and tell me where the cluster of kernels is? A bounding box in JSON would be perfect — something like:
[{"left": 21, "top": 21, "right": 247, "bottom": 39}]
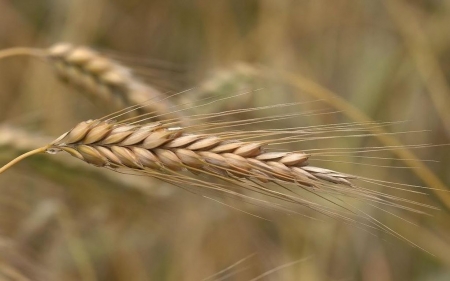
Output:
[{"left": 49, "top": 120, "right": 354, "bottom": 187}]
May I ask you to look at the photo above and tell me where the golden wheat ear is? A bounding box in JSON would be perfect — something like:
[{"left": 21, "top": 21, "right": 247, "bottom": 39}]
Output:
[
  {"left": 0, "top": 146, "right": 48, "bottom": 174},
  {"left": 0, "top": 115, "right": 354, "bottom": 188},
  {"left": 44, "top": 119, "right": 355, "bottom": 188},
  {"left": 0, "top": 113, "right": 439, "bottom": 253}
]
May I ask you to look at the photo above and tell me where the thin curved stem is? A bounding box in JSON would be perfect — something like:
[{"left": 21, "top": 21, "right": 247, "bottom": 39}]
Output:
[
  {"left": 0, "top": 146, "right": 48, "bottom": 174},
  {"left": 0, "top": 47, "right": 46, "bottom": 60}
]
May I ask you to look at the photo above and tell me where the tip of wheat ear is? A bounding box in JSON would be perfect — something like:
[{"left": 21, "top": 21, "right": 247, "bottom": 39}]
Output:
[{"left": 43, "top": 119, "right": 355, "bottom": 187}]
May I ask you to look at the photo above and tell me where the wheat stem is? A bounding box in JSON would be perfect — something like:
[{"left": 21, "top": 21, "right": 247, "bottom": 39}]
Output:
[
  {"left": 0, "top": 47, "right": 45, "bottom": 60},
  {"left": 0, "top": 146, "right": 48, "bottom": 174}
]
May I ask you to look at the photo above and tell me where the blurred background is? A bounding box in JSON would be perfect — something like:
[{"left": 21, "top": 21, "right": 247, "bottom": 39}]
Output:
[{"left": 0, "top": 0, "right": 449, "bottom": 280}]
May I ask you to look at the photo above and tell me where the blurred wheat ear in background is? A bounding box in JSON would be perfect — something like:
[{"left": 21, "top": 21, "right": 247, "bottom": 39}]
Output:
[
  {"left": 0, "top": 43, "right": 182, "bottom": 121},
  {"left": 0, "top": 1, "right": 449, "bottom": 280}
]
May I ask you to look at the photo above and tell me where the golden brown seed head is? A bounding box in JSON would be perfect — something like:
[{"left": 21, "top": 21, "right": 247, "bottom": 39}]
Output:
[{"left": 48, "top": 119, "right": 354, "bottom": 187}]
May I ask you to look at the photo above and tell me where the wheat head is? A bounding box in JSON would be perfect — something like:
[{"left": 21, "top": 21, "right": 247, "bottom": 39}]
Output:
[
  {"left": 0, "top": 110, "right": 438, "bottom": 250},
  {"left": 46, "top": 119, "right": 355, "bottom": 189}
]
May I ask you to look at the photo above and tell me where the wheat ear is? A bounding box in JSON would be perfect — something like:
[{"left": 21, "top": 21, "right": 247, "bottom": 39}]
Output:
[
  {"left": 0, "top": 119, "right": 354, "bottom": 189},
  {"left": 1, "top": 117, "right": 438, "bottom": 250}
]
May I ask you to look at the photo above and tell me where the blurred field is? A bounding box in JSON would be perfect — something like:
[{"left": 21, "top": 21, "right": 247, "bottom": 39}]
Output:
[{"left": 0, "top": 0, "right": 449, "bottom": 280}]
